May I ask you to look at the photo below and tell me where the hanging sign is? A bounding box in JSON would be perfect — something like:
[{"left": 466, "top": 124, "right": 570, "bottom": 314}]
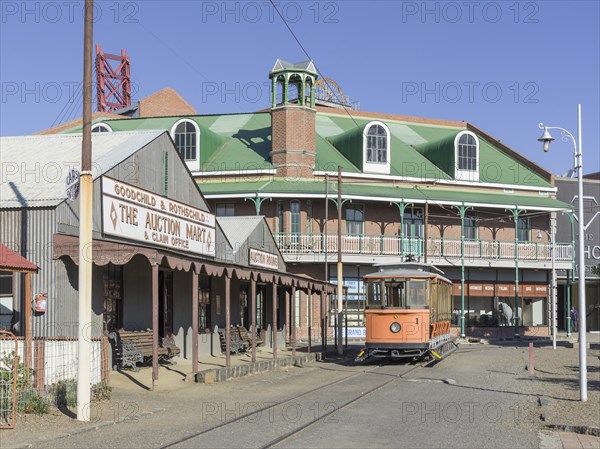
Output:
[
  {"left": 101, "top": 176, "right": 216, "bottom": 257},
  {"left": 65, "top": 169, "right": 80, "bottom": 200}
]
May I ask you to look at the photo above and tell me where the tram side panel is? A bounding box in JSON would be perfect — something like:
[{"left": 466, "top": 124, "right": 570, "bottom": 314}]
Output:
[{"left": 365, "top": 309, "right": 430, "bottom": 345}]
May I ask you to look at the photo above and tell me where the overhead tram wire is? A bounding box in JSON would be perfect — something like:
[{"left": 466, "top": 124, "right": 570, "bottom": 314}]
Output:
[
  {"left": 50, "top": 65, "right": 98, "bottom": 129},
  {"left": 50, "top": 80, "right": 83, "bottom": 128},
  {"left": 268, "top": 0, "right": 579, "bottom": 232},
  {"left": 134, "top": 21, "right": 248, "bottom": 114},
  {"left": 268, "top": 0, "right": 364, "bottom": 135}
]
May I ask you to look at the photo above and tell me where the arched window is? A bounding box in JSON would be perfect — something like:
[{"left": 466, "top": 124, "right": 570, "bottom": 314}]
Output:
[
  {"left": 457, "top": 134, "right": 477, "bottom": 171},
  {"left": 91, "top": 123, "right": 112, "bottom": 133},
  {"left": 366, "top": 124, "right": 388, "bottom": 163},
  {"left": 171, "top": 120, "right": 199, "bottom": 161},
  {"left": 454, "top": 131, "right": 480, "bottom": 181}
]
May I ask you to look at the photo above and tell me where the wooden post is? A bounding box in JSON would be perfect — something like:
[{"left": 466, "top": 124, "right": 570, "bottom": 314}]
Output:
[
  {"left": 152, "top": 265, "right": 159, "bottom": 389},
  {"left": 225, "top": 274, "right": 231, "bottom": 367},
  {"left": 101, "top": 335, "right": 109, "bottom": 384},
  {"left": 291, "top": 286, "right": 296, "bottom": 357},
  {"left": 35, "top": 339, "right": 44, "bottom": 395},
  {"left": 285, "top": 286, "right": 290, "bottom": 343},
  {"left": 251, "top": 278, "right": 257, "bottom": 363},
  {"left": 272, "top": 282, "right": 278, "bottom": 359},
  {"left": 529, "top": 342, "right": 535, "bottom": 376},
  {"left": 192, "top": 271, "right": 199, "bottom": 374},
  {"left": 24, "top": 272, "right": 32, "bottom": 371}
]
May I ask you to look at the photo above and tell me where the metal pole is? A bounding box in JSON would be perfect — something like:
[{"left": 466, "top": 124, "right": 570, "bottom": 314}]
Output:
[
  {"left": 325, "top": 174, "right": 329, "bottom": 281},
  {"left": 567, "top": 211, "right": 575, "bottom": 337},
  {"left": 324, "top": 174, "right": 328, "bottom": 349},
  {"left": 514, "top": 209, "right": 521, "bottom": 338},
  {"left": 538, "top": 107, "right": 587, "bottom": 400},
  {"left": 576, "top": 104, "right": 587, "bottom": 402},
  {"left": 460, "top": 207, "right": 466, "bottom": 338},
  {"left": 337, "top": 166, "right": 343, "bottom": 355},
  {"left": 551, "top": 222, "right": 556, "bottom": 350},
  {"left": 455, "top": 204, "right": 471, "bottom": 338},
  {"left": 77, "top": 0, "right": 93, "bottom": 422}
]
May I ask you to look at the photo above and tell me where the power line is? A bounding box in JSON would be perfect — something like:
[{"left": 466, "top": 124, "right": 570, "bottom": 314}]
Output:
[{"left": 268, "top": 0, "right": 363, "bottom": 133}]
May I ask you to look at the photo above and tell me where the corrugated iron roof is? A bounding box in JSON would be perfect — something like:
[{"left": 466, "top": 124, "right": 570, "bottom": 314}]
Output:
[
  {"left": 216, "top": 216, "right": 264, "bottom": 251},
  {"left": 1, "top": 130, "right": 165, "bottom": 208},
  {"left": 0, "top": 243, "right": 39, "bottom": 272}
]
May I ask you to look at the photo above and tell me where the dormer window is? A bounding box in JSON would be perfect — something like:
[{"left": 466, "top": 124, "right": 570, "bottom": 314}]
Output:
[
  {"left": 91, "top": 123, "right": 112, "bottom": 133},
  {"left": 171, "top": 119, "right": 200, "bottom": 171},
  {"left": 363, "top": 121, "right": 391, "bottom": 174},
  {"left": 367, "top": 124, "right": 387, "bottom": 163},
  {"left": 454, "top": 131, "right": 479, "bottom": 181}
]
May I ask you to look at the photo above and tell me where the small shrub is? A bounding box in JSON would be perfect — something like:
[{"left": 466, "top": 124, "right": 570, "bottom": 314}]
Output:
[
  {"left": 18, "top": 388, "right": 49, "bottom": 414},
  {"left": 92, "top": 381, "right": 111, "bottom": 402},
  {"left": 55, "top": 379, "right": 78, "bottom": 408}
]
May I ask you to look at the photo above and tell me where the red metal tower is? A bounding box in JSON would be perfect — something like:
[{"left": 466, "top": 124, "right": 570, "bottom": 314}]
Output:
[{"left": 95, "top": 44, "right": 131, "bottom": 112}]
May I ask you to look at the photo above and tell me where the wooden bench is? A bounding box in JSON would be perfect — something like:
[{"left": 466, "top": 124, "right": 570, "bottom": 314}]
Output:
[
  {"left": 108, "top": 330, "right": 180, "bottom": 372},
  {"left": 218, "top": 326, "right": 263, "bottom": 355}
]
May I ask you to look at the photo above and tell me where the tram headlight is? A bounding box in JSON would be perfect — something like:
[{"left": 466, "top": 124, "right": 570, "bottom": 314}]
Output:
[{"left": 390, "top": 322, "right": 401, "bottom": 333}]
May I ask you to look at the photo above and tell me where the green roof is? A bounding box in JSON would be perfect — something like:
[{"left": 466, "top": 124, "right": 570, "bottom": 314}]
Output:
[
  {"left": 198, "top": 179, "right": 569, "bottom": 211},
  {"left": 57, "top": 107, "right": 552, "bottom": 189}
]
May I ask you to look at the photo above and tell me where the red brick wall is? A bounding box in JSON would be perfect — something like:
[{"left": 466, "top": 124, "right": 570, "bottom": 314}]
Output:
[{"left": 206, "top": 199, "right": 552, "bottom": 244}]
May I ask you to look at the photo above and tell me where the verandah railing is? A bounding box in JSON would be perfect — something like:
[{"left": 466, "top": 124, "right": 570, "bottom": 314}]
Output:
[{"left": 273, "top": 233, "right": 573, "bottom": 262}]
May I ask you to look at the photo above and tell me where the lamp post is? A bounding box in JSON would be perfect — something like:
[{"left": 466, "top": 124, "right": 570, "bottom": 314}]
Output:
[{"left": 537, "top": 104, "right": 587, "bottom": 402}]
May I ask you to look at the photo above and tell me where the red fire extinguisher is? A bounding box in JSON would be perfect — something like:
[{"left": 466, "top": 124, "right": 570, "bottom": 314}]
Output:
[{"left": 34, "top": 293, "right": 47, "bottom": 313}]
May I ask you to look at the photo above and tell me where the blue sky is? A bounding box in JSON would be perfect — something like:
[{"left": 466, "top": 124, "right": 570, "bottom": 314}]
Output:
[{"left": 1, "top": 0, "right": 599, "bottom": 176}]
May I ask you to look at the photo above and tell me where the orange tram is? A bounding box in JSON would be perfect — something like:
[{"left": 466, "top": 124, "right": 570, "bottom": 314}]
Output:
[{"left": 356, "top": 263, "right": 458, "bottom": 363}]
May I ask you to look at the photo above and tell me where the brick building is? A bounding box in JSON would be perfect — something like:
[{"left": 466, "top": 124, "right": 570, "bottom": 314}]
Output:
[{"left": 44, "top": 59, "right": 574, "bottom": 340}]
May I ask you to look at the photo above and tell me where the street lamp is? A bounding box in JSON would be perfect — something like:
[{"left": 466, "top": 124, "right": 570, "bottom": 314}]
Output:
[{"left": 537, "top": 104, "right": 587, "bottom": 402}]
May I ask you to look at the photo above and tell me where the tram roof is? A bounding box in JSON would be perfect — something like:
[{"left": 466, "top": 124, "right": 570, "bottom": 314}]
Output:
[{"left": 363, "top": 268, "right": 452, "bottom": 284}]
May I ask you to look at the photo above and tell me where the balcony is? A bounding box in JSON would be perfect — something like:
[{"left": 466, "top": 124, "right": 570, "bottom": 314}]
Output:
[{"left": 273, "top": 233, "right": 573, "bottom": 265}]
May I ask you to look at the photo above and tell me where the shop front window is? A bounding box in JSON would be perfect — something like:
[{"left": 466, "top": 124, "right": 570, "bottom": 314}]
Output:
[{"left": 0, "top": 271, "right": 14, "bottom": 331}]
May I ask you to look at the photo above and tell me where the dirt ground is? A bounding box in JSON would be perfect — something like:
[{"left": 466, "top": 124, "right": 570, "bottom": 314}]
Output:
[{"left": 1, "top": 338, "right": 599, "bottom": 448}]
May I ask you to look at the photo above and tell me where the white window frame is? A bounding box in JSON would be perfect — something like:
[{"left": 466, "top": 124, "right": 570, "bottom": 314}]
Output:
[
  {"left": 363, "top": 121, "right": 391, "bottom": 175},
  {"left": 91, "top": 123, "right": 113, "bottom": 133},
  {"left": 170, "top": 119, "right": 200, "bottom": 172},
  {"left": 454, "top": 130, "right": 480, "bottom": 182}
]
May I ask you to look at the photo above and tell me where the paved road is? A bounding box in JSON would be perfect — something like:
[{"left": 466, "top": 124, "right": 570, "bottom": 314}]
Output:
[{"left": 25, "top": 345, "right": 545, "bottom": 449}]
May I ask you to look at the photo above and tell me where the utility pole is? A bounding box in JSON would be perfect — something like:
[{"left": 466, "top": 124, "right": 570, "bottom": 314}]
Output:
[
  {"left": 324, "top": 173, "right": 328, "bottom": 350},
  {"left": 337, "top": 166, "right": 343, "bottom": 355},
  {"left": 77, "top": 0, "right": 94, "bottom": 422}
]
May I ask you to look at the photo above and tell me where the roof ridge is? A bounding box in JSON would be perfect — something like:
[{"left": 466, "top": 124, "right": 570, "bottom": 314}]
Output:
[{"left": 316, "top": 106, "right": 466, "bottom": 128}]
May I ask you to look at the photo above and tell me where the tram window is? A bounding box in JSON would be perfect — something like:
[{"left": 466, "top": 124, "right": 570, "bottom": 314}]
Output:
[
  {"left": 407, "top": 280, "right": 428, "bottom": 308},
  {"left": 386, "top": 282, "right": 405, "bottom": 308},
  {"left": 367, "top": 282, "right": 384, "bottom": 308}
]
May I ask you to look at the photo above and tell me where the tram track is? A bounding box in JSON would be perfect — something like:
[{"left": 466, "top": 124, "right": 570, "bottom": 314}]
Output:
[
  {"left": 261, "top": 362, "right": 425, "bottom": 449},
  {"left": 160, "top": 360, "right": 425, "bottom": 449}
]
